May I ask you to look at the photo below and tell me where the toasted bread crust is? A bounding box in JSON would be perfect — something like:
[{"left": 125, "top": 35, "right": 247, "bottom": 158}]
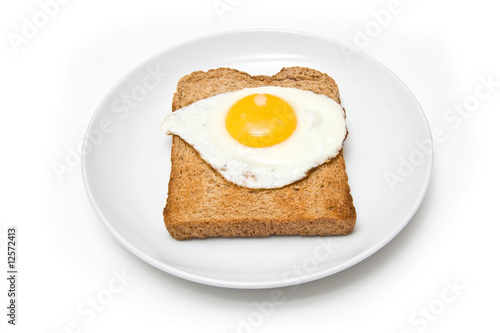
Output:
[{"left": 164, "top": 67, "right": 356, "bottom": 240}]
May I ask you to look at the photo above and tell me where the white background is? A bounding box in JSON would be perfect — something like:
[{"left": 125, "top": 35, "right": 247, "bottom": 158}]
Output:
[{"left": 1, "top": 0, "right": 499, "bottom": 332}]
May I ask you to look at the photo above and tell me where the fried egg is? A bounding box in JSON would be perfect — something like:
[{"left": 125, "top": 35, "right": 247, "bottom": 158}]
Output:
[{"left": 161, "top": 86, "right": 346, "bottom": 189}]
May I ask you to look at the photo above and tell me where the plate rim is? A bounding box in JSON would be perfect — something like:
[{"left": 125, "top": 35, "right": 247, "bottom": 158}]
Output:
[{"left": 81, "top": 29, "right": 433, "bottom": 289}]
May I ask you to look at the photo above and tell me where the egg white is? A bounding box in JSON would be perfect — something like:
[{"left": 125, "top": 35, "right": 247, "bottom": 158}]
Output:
[{"left": 161, "top": 86, "right": 346, "bottom": 189}]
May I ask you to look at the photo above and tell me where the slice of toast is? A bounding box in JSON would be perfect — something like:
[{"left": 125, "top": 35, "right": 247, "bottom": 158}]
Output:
[{"left": 164, "top": 67, "right": 356, "bottom": 240}]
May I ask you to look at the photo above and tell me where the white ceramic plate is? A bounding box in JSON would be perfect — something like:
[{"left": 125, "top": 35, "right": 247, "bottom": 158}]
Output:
[{"left": 82, "top": 30, "right": 432, "bottom": 289}]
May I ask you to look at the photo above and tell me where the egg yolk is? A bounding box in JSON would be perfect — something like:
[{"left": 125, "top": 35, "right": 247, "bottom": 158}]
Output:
[{"left": 225, "top": 94, "right": 297, "bottom": 148}]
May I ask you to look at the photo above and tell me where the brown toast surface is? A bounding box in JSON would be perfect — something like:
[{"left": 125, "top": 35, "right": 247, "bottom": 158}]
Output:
[{"left": 164, "top": 67, "right": 356, "bottom": 240}]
